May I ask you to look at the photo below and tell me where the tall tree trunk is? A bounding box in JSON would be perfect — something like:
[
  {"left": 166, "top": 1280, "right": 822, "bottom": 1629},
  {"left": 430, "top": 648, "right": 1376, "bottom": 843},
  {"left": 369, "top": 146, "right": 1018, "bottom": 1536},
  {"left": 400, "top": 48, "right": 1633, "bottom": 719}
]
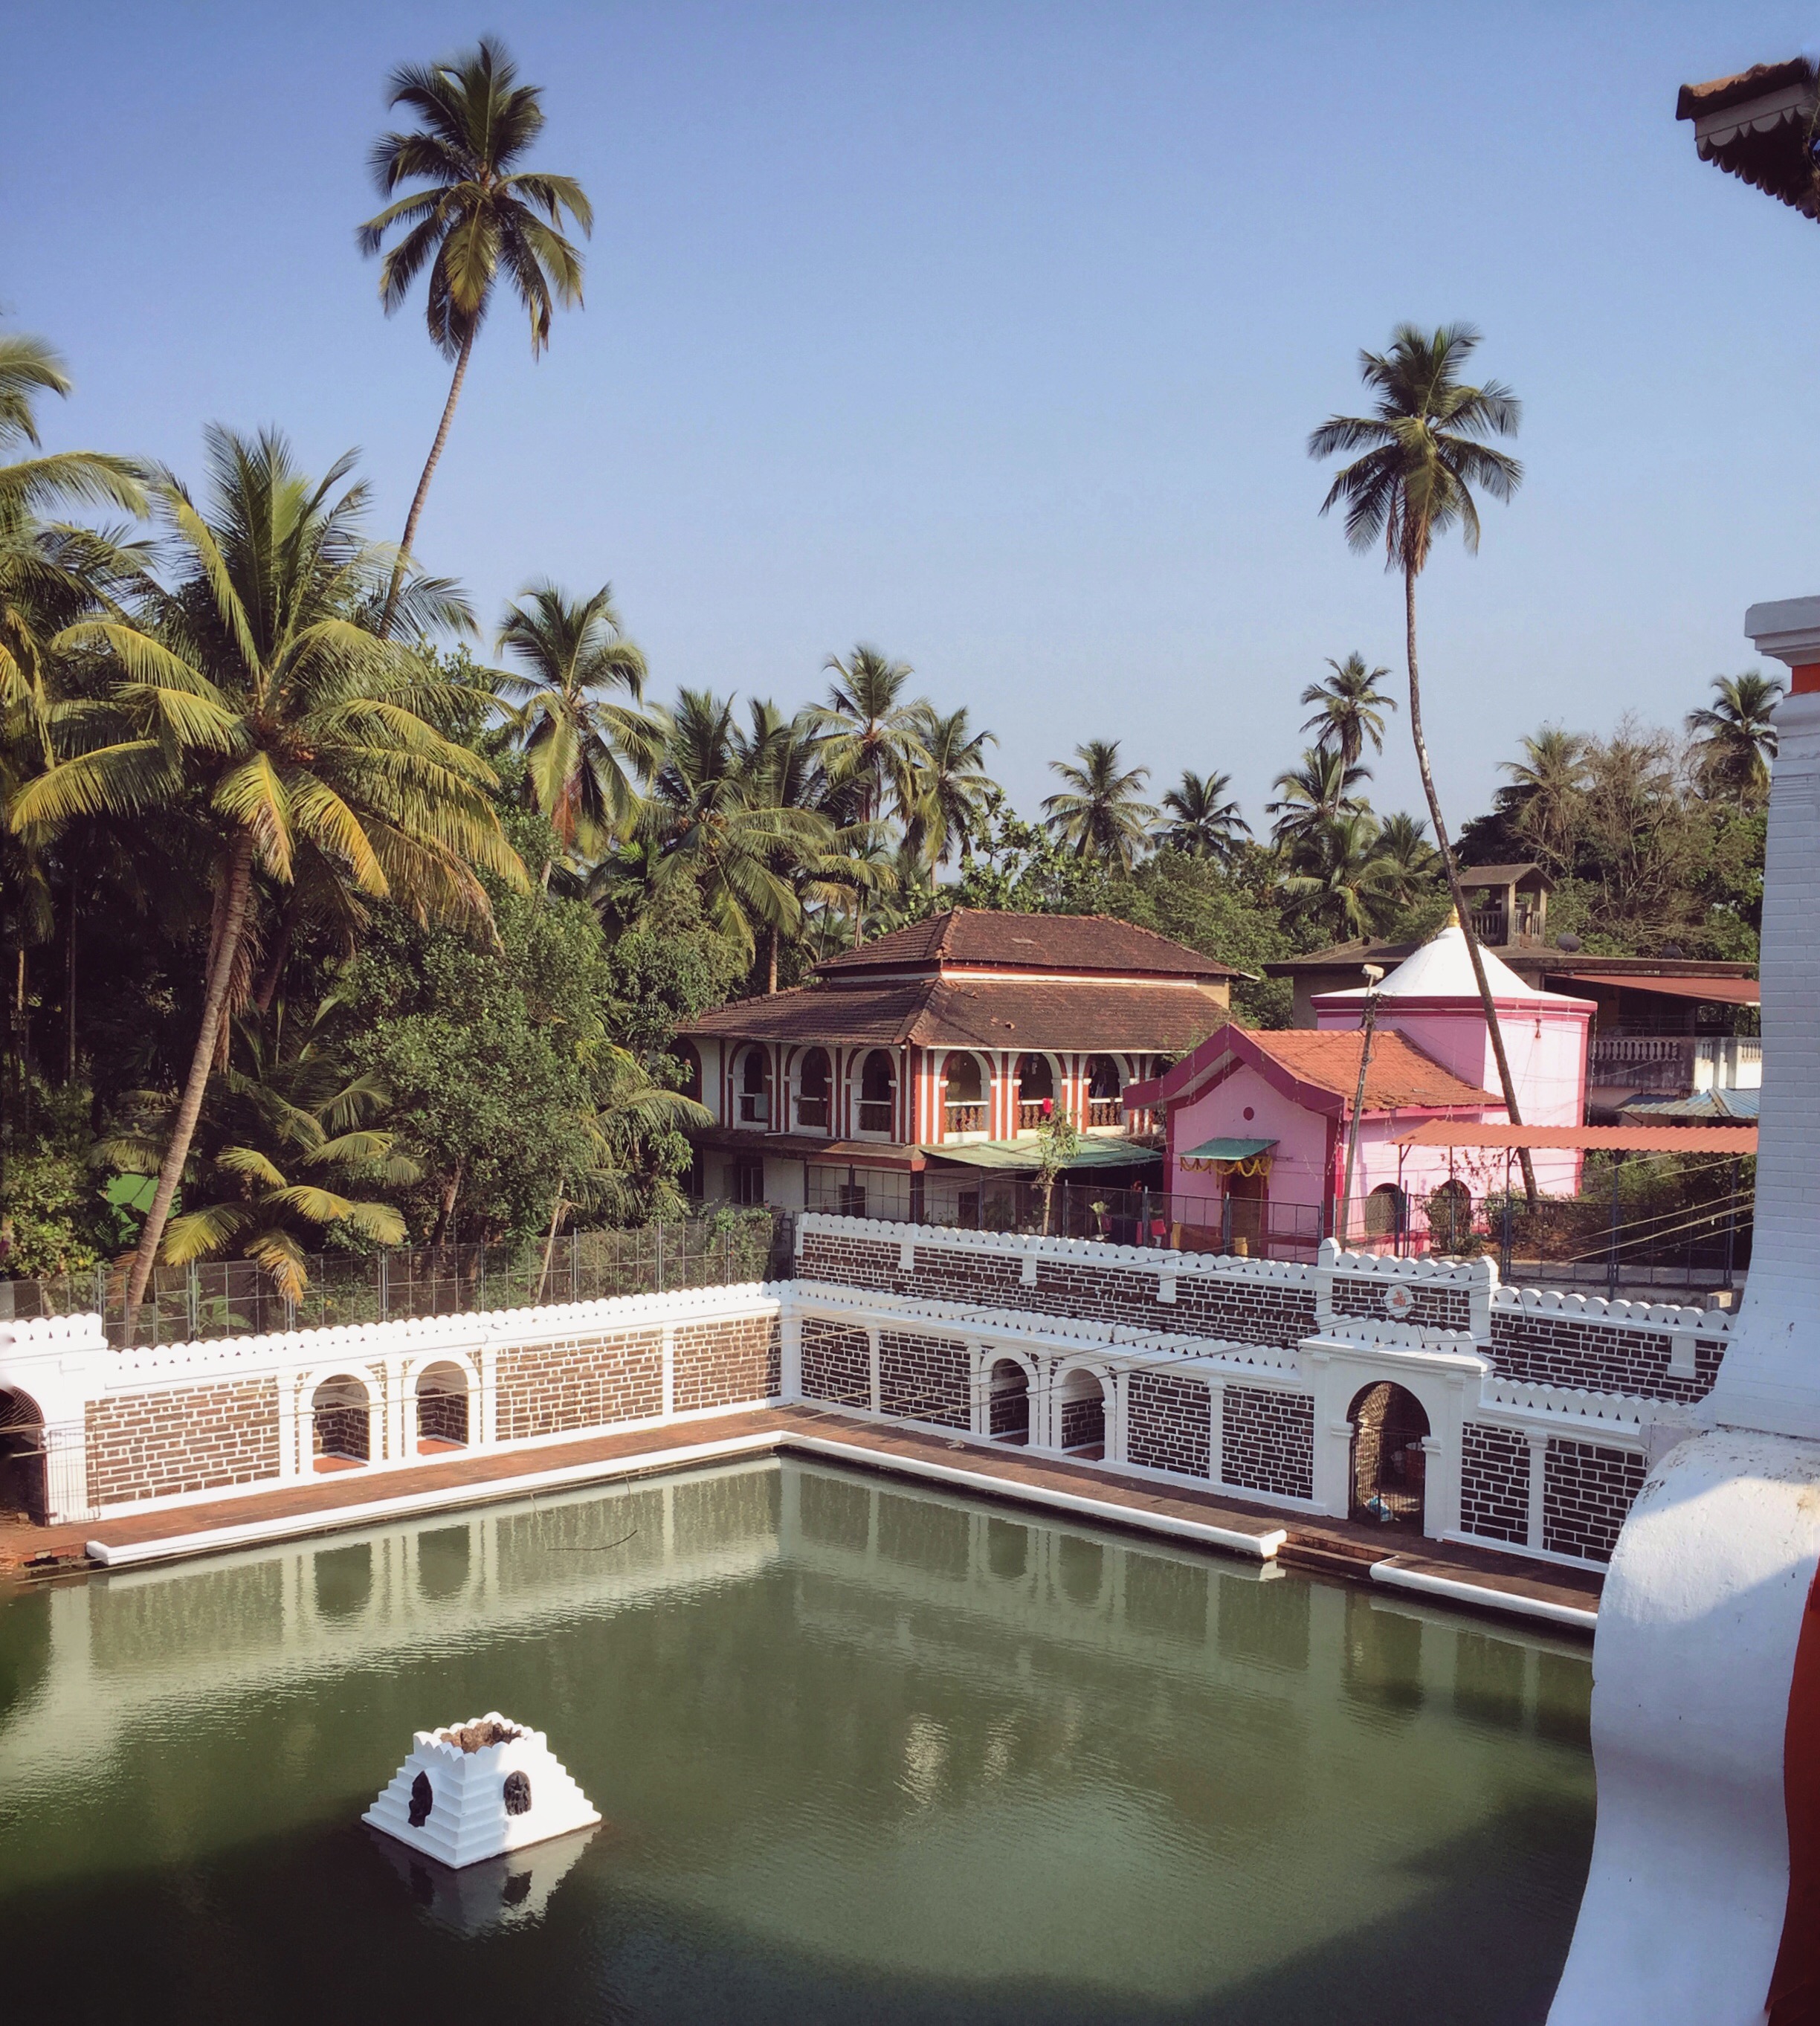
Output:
[
  {"left": 64, "top": 888, "right": 77, "bottom": 1083},
  {"left": 381, "top": 326, "right": 477, "bottom": 635},
  {"left": 124, "top": 833, "right": 257, "bottom": 1322},
  {"left": 1404, "top": 565, "right": 1540, "bottom": 1210},
  {"left": 766, "top": 923, "right": 778, "bottom": 996},
  {"left": 253, "top": 907, "right": 291, "bottom": 1016},
  {"left": 430, "top": 1156, "right": 464, "bottom": 1246}
]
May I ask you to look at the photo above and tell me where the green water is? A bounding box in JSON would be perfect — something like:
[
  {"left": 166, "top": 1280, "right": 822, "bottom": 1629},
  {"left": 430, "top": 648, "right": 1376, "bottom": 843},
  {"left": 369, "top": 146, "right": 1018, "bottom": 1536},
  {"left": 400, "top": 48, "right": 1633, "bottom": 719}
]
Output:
[{"left": 0, "top": 1460, "right": 1592, "bottom": 2024}]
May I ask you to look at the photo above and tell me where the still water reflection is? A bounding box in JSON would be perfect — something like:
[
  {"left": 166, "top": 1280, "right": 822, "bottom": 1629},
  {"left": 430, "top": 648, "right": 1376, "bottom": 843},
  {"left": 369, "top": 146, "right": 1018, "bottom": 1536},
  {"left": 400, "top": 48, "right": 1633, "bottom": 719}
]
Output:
[{"left": 0, "top": 1459, "right": 1592, "bottom": 2024}]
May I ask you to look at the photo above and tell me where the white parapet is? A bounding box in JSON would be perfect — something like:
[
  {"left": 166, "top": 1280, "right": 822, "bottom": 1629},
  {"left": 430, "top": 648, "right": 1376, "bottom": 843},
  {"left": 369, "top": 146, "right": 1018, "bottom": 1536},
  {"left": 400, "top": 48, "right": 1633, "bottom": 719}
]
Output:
[
  {"left": 364, "top": 1713, "right": 601, "bottom": 1868},
  {"left": 1547, "top": 614, "right": 1820, "bottom": 2023}
]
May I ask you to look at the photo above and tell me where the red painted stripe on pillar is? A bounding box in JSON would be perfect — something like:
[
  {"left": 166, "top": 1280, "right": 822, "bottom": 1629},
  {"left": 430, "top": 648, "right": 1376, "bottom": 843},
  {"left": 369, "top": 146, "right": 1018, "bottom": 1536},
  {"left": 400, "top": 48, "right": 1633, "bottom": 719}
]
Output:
[
  {"left": 1791, "top": 663, "right": 1820, "bottom": 696},
  {"left": 1767, "top": 1563, "right": 1820, "bottom": 2021}
]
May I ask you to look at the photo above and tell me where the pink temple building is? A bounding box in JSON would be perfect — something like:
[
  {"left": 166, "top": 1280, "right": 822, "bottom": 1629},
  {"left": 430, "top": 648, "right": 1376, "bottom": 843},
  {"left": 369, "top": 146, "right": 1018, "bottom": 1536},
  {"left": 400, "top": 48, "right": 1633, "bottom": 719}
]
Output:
[{"left": 1126, "top": 919, "right": 1594, "bottom": 1250}]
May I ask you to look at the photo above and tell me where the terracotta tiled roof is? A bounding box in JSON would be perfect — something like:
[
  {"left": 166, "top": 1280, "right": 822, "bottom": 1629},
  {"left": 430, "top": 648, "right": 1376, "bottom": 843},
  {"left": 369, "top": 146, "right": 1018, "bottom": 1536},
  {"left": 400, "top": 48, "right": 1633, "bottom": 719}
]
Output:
[
  {"left": 1676, "top": 57, "right": 1820, "bottom": 219},
  {"left": 815, "top": 909, "right": 1238, "bottom": 980},
  {"left": 1676, "top": 58, "right": 1813, "bottom": 121},
  {"left": 1247, "top": 1028, "right": 1494, "bottom": 1111},
  {"left": 1128, "top": 1022, "right": 1495, "bottom": 1117},
  {"left": 680, "top": 975, "right": 1228, "bottom": 1053}
]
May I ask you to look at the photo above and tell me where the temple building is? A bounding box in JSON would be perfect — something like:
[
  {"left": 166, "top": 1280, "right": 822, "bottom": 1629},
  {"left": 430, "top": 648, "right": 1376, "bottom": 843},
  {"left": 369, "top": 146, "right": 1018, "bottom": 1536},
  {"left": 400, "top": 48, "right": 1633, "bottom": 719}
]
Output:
[
  {"left": 1126, "top": 918, "right": 1594, "bottom": 1249},
  {"left": 677, "top": 909, "right": 1238, "bottom": 1221}
]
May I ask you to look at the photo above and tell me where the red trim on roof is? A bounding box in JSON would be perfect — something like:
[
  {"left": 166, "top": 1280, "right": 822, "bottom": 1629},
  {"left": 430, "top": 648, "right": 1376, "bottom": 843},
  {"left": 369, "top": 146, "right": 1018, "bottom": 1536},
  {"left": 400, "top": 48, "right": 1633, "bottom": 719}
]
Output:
[{"left": 1126, "top": 1022, "right": 1495, "bottom": 1118}]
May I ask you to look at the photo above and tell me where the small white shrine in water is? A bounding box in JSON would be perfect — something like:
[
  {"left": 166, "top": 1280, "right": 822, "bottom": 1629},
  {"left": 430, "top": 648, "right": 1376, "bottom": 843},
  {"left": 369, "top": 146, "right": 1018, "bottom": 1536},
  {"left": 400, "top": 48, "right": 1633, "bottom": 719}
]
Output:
[{"left": 365, "top": 1712, "right": 601, "bottom": 1868}]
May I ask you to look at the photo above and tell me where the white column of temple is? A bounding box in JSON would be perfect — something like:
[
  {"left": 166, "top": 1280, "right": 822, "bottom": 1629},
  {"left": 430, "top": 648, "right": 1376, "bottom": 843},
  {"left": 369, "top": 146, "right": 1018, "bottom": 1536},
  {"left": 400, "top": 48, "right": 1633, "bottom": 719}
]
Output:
[{"left": 1548, "top": 599, "right": 1820, "bottom": 2026}]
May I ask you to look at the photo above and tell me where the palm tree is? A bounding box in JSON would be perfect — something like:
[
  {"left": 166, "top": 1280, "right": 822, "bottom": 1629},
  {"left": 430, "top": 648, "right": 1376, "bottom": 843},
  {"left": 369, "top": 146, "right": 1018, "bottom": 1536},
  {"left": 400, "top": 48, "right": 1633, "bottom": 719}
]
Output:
[
  {"left": 497, "top": 581, "right": 654, "bottom": 867},
  {"left": 643, "top": 689, "right": 845, "bottom": 965},
  {"left": 10, "top": 426, "right": 524, "bottom": 1319},
  {"left": 99, "top": 994, "right": 418, "bottom": 1300},
  {"left": 1265, "top": 746, "right": 1372, "bottom": 851},
  {"left": 1280, "top": 810, "right": 1397, "bottom": 941},
  {"left": 1300, "top": 652, "right": 1395, "bottom": 766},
  {"left": 1308, "top": 320, "right": 1537, "bottom": 1204},
  {"left": 0, "top": 337, "right": 149, "bottom": 1097},
  {"left": 1154, "top": 770, "right": 1251, "bottom": 860},
  {"left": 1042, "top": 739, "right": 1157, "bottom": 869},
  {"left": 813, "top": 645, "right": 928, "bottom": 827},
  {"left": 904, "top": 703, "right": 997, "bottom": 865},
  {"left": 1498, "top": 726, "right": 1590, "bottom": 872},
  {"left": 1373, "top": 810, "right": 1442, "bottom": 908},
  {"left": 1687, "top": 671, "right": 1783, "bottom": 804},
  {"left": 359, "top": 38, "right": 592, "bottom": 626}
]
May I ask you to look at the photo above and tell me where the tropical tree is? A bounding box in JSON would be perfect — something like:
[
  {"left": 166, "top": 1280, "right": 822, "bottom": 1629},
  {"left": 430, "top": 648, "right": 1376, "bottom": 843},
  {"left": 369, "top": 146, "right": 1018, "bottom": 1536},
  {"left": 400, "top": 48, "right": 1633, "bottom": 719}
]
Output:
[
  {"left": 1154, "top": 770, "right": 1251, "bottom": 860},
  {"left": 1497, "top": 726, "right": 1590, "bottom": 873},
  {"left": 1265, "top": 746, "right": 1372, "bottom": 851},
  {"left": 497, "top": 580, "right": 654, "bottom": 868},
  {"left": 1280, "top": 810, "right": 1398, "bottom": 941},
  {"left": 1042, "top": 739, "right": 1157, "bottom": 869},
  {"left": 1687, "top": 671, "right": 1783, "bottom": 804},
  {"left": 98, "top": 995, "right": 417, "bottom": 1300},
  {"left": 1300, "top": 652, "right": 1395, "bottom": 766},
  {"left": 1308, "top": 320, "right": 1537, "bottom": 1202},
  {"left": 643, "top": 689, "right": 848, "bottom": 965},
  {"left": 904, "top": 703, "right": 997, "bottom": 864},
  {"left": 10, "top": 426, "right": 524, "bottom": 1318},
  {"left": 1373, "top": 810, "right": 1442, "bottom": 908},
  {"left": 359, "top": 37, "right": 593, "bottom": 625},
  {"left": 813, "top": 645, "right": 928, "bottom": 827}
]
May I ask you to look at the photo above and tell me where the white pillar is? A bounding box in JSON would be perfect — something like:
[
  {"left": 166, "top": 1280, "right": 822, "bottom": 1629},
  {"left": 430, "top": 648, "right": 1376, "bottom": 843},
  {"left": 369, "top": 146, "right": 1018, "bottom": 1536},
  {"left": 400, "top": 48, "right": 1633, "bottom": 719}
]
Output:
[
  {"left": 780, "top": 1306, "right": 802, "bottom": 1401},
  {"left": 1526, "top": 1430, "right": 1548, "bottom": 1552},
  {"left": 866, "top": 1323, "right": 881, "bottom": 1416}
]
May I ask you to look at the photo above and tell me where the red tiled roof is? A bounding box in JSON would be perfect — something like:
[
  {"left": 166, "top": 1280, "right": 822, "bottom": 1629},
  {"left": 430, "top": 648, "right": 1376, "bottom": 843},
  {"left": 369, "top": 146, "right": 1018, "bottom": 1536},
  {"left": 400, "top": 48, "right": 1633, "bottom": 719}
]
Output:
[
  {"left": 1248, "top": 1028, "right": 1494, "bottom": 1111},
  {"left": 816, "top": 909, "right": 1238, "bottom": 980},
  {"left": 1128, "top": 1022, "right": 1494, "bottom": 1117},
  {"left": 1677, "top": 58, "right": 1813, "bottom": 122},
  {"left": 1676, "top": 58, "right": 1820, "bottom": 218},
  {"left": 680, "top": 975, "right": 1229, "bottom": 1053}
]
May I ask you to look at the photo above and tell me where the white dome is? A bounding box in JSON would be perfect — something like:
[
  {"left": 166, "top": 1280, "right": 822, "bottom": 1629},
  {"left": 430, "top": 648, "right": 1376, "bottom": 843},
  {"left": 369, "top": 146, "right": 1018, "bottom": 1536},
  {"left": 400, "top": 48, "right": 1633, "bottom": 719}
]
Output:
[{"left": 1321, "top": 922, "right": 1578, "bottom": 1004}]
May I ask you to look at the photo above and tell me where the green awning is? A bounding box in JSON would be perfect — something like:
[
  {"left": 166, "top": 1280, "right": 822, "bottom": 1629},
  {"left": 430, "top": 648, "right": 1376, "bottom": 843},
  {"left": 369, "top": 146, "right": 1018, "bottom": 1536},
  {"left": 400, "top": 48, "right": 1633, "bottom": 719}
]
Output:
[
  {"left": 1178, "top": 1137, "right": 1277, "bottom": 1164},
  {"left": 919, "top": 1138, "right": 1164, "bottom": 1174}
]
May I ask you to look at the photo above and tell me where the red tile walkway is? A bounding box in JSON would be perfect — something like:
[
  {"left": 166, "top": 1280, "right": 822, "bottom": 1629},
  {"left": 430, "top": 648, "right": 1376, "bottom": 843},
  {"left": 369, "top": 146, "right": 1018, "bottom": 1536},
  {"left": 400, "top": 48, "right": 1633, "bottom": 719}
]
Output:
[{"left": 0, "top": 1404, "right": 1601, "bottom": 1627}]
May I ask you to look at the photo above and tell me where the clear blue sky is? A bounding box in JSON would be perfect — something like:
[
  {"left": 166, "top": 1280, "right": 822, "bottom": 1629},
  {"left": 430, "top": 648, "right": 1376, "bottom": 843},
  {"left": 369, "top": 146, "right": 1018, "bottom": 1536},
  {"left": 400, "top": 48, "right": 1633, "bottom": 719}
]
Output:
[{"left": 5, "top": 1, "right": 1816, "bottom": 833}]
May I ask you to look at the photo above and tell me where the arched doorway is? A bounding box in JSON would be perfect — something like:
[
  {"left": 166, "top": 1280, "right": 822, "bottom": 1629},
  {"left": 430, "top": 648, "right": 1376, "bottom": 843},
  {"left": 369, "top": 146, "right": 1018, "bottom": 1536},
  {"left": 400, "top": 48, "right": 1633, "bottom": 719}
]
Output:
[
  {"left": 943, "top": 1052, "right": 985, "bottom": 1137},
  {"left": 1016, "top": 1053, "right": 1055, "bottom": 1132},
  {"left": 1348, "top": 1382, "right": 1430, "bottom": 1529},
  {"left": 312, "top": 1375, "right": 372, "bottom": 1471},
  {"left": 987, "top": 1358, "right": 1030, "bottom": 1444},
  {"left": 794, "top": 1047, "right": 831, "bottom": 1131},
  {"left": 1224, "top": 1167, "right": 1268, "bottom": 1256},
  {"left": 0, "top": 1386, "right": 46, "bottom": 1524},
  {"left": 1365, "top": 1182, "right": 1407, "bottom": 1249},
  {"left": 856, "top": 1049, "right": 896, "bottom": 1136},
  {"left": 1056, "top": 1367, "right": 1109, "bottom": 1458},
  {"left": 1084, "top": 1056, "right": 1123, "bottom": 1128},
  {"left": 736, "top": 1045, "right": 769, "bottom": 1126},
  {"left": 1428, "top": 1178, "right": 1473, "bottom": 1254},
  {"left": 416, "top": 1362, "right": 469, "bottom": 1452}
]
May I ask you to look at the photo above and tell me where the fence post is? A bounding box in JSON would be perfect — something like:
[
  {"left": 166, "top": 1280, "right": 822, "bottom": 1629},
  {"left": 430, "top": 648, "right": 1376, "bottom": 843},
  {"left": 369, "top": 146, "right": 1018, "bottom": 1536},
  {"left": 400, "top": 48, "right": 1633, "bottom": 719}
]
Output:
[
  {"left": 1723, "top": 1156, "right": 1739, "bottom": 1293},
  {"left": 656, "top": 1221, "right": 665, "bottom": 1294},
  {"left": 1607, "top": 1155, "right": 1623, "bottom": 1297},
  {"left": 1500, "top": 1191, "right": 1513, "bottom": 1283},
  {"left": 378, "top": 1248, "right": 390, "bottom": 1324}
]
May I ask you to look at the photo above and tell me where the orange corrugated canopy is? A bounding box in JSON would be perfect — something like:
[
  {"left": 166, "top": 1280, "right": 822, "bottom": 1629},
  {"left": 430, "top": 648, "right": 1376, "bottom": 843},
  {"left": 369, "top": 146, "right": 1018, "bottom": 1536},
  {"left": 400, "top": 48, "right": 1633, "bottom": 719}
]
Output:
[
  {"left": 1394, "top": 1121, "right": 1757, "bottom": 1153},
  {"left": 1572, "top": 973, "right": 1758, "bottom": 1005}
]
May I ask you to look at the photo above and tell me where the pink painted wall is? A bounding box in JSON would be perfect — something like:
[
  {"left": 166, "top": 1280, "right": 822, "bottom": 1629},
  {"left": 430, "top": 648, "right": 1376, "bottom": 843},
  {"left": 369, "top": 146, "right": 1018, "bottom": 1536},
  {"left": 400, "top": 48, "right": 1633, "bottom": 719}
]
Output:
[{"left": 1164, "top": 1062, "right": 1334, "bottom": 1211}]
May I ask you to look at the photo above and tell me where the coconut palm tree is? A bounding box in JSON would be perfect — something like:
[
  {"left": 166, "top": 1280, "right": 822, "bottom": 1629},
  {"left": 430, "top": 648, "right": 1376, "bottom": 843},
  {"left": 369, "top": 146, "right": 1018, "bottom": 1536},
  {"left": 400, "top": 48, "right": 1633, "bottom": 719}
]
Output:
[
  {"left": 359, "top": 38, "right": 592, "bottom": 626},
  {"left": 1372, "top": 810, "right": 1442, "bottom": 907},
  {"left": 1153, "top": 770, "right": 1251, "bottom": 860},
  {"left": 497, "top": 580, "right": 655, "bottom": 867},
  {"left": 643, "top": 689, "right": 844, "bottom": 964},
  {"left": 813, "top": 645, "right": 928, "bottom": 828},
  {"left": 1497, "top": 726, "right": 1590, "bottom": 872},
  {"left": 1687, "top": 671, "right": 1784, "bottom": 804},
  {"left": 1042, "top": 739, "right": 1157, "bottom": 870},
  {"left": 98, "top": 994, "right": 418, "bottom": 1300},
  {"left": 1300, "top": 652, "right": 1395, "bottom": 766},
  {"left": 1280, "top": 810, "right": 1398, "bottom": 941},
  {"left": 1308, "top": 320, "right": 1537, "bottom": 1202},
  {"left": 10, "top": 426, "right": 524, "bottom": 1319},
  {"left": 1265, "top": 746, "right": 1372, "bottom": 851},
  {"left": 904, "top": 703, "right": 997, "bottom": 865}
]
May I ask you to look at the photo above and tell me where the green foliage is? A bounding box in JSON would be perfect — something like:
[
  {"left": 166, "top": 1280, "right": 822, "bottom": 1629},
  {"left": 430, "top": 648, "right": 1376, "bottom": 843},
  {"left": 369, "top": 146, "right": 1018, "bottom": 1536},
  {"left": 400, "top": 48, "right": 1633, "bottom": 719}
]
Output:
[{"left": 0, "top": 1080, "right": 112, "bottom": 1275}]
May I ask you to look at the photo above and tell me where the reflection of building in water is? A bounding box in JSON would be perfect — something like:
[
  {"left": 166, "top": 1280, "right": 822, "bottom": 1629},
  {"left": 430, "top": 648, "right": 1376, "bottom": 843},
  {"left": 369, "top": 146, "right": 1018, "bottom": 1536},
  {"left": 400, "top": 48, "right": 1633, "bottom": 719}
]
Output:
[{"left": 367, "top": 1823, "right": 598, "bottom": 1938}]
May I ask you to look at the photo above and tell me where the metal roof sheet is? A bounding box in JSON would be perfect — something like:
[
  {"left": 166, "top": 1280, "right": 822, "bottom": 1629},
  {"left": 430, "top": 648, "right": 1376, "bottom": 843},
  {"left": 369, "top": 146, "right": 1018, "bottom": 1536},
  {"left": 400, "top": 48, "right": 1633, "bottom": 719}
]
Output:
[{"left": 1395, "top": 1121, "right": 1758, "bottom": 1153}]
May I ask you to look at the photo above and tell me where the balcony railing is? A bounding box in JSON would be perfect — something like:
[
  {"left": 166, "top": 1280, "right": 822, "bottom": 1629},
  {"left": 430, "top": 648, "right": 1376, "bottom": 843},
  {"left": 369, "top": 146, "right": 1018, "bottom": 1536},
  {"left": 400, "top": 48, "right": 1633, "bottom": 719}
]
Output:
[
  {"left": 1589, "top": 1033, "right": 1763, "bottom": 1095},
  {"left": 737, "top": 1093, "right": 769, "bottom": 1125},
  {"left": 794, "top": 1096, "right": 829, "bottom": 1129},
  {"left": 1086, "top": 1097, "right": 1123, "bottom": 1128},
  {"left": 856, "top": 1099, "right": 893, "bottom": 1135},
  {"left": 1017, "top": 1099, "right": 1051, "bottom": 1132},
  {"left": 944, "top": 1101, "right": 986, "bottom": 1136}
]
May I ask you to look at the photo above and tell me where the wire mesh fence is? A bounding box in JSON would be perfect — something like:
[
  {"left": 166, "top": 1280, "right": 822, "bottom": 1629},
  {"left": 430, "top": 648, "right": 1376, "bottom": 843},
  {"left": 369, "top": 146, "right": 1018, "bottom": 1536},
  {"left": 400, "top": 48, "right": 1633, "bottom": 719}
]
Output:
[
  {"left": 796, "top": 1161, "right": 1755, "bottom": 1298},
  {"left": 0, "top": 1208, "right": 794, "bottom": 1348}
]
